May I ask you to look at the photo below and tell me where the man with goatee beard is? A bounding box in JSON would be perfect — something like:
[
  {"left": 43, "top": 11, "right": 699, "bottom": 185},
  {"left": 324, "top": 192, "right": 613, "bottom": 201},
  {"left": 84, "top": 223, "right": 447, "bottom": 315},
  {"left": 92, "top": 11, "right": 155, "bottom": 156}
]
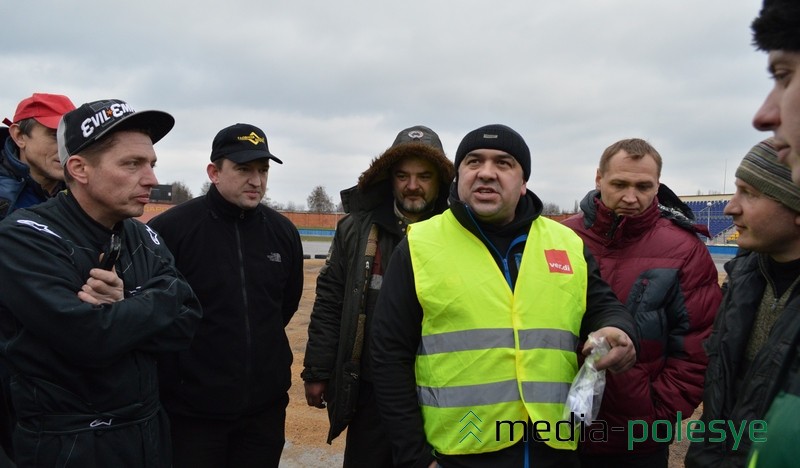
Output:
[{"left": 302, "top": 125, "right": 454, "bottom": 467}]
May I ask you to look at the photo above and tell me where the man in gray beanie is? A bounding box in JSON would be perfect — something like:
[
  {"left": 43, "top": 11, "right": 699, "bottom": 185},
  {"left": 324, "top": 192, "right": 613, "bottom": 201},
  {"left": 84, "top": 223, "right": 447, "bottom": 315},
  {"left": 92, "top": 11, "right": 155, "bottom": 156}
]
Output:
[
  {"left": 752, "top": 0, "right": 800, "bottom": 185},
  {"left": 686, "top": 139, "right": 800, "bottom": 467},
  {"left": 370, "top": 124, "right": 639, "bottom": 467}
]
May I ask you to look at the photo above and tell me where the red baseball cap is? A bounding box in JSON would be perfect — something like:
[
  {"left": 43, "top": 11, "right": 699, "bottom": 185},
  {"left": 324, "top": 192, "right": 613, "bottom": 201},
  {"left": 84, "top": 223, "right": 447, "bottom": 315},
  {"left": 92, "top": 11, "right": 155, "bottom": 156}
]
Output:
[{"left": 2, "top": 93, "right": 76, "bottom": 129}]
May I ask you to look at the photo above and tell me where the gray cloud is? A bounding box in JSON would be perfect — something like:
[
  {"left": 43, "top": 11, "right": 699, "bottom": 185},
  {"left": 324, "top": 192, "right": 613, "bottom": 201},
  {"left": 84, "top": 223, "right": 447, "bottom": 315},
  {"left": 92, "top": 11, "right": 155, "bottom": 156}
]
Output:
[{"left": 4, "top": 0, "right": 769, "bottom": 210}]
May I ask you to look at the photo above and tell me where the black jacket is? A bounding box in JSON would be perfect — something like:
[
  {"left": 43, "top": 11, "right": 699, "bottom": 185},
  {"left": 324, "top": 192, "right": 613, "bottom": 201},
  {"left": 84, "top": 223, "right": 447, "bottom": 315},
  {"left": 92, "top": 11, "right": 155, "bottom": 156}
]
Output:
[
  {"left": 370, "top": 186, "right": 639, "bottom": 468},
  {"left": 0, "top": 191, "right": 202, "bottom": 467},
  {"left": 149, "top": 185, "right": 303, "bottom": 418},
  {"left": 685, "top": 251, "right": 800, "bottom": 467},
  {"left": 302, "top": 140, "right": 454, "bottom": 442}
]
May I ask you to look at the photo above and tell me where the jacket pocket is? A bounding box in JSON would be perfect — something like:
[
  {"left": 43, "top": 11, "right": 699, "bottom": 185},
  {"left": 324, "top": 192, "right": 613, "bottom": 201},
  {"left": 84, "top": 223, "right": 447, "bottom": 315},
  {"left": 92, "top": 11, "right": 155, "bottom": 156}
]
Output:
[{"left": 328, "top": 360, "right": 360, "bottom": 442}]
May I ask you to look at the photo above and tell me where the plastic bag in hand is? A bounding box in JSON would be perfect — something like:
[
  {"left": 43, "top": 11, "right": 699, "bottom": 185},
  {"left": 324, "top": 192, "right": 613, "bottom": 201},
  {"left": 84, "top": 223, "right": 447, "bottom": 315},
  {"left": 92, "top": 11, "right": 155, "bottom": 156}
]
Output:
[{"left": 563, "top": 333, "right": 610, "bottom": 425}]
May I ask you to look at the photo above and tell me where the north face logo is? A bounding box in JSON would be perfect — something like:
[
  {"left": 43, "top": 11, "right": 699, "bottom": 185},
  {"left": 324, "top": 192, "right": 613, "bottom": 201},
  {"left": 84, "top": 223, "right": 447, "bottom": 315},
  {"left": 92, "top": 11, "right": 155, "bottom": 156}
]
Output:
[{"left": 544, "top": 249, "right": 572, "bottom": 274}]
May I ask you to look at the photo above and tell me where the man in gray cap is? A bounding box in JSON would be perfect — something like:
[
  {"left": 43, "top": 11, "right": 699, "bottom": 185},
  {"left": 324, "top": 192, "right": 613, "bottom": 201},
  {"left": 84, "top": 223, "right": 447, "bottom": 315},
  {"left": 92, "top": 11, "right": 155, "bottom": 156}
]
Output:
[
  {"left": 686, "top": 139, "right": 800, "bottom": 467},
  {"left": 302, "top": 125, "right": 454, "bottom": 466},
  {"left": 149, "top": 123, "right": 303, "bottom": 468},
  {"left": 0, "top": 99, "right": 202, "bottom": 467},
  {"left": 370, "top": 124, "right": 638, "bottom": 468}
]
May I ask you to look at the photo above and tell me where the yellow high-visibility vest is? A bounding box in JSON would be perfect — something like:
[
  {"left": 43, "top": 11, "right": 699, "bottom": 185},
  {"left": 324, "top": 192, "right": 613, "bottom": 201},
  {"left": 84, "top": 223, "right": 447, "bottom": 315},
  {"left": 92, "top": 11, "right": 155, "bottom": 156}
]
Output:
[{"left": 409, "top": 210, "right": 587, "bottom": 454}]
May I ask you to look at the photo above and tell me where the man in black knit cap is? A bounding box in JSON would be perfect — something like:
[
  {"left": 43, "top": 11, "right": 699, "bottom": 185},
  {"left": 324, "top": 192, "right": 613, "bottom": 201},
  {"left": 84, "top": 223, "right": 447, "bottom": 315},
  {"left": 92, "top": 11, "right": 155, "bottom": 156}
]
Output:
[{"left": 370, "top": 124, "right": 638, "bottom": 468}]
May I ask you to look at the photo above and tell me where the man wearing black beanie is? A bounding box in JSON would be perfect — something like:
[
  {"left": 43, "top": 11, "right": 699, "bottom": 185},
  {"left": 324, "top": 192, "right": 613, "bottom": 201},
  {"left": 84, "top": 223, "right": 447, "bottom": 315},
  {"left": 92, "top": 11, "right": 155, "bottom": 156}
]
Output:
[
  {"left": 752, "top": 0, "right": 800, "bottom": 185},
  {"left": 453, "top": 124, "right": 532, "bottom": 181},
  {"left": 370, "top": 124, "right": 640, "bottom": 467}
]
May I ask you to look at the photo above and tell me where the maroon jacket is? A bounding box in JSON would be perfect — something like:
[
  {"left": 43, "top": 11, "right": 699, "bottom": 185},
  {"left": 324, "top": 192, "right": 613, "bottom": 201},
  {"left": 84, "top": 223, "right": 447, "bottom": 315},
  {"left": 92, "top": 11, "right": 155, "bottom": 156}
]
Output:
[{"left": 563, "top": 188, "right": 721, "bottom": 456}]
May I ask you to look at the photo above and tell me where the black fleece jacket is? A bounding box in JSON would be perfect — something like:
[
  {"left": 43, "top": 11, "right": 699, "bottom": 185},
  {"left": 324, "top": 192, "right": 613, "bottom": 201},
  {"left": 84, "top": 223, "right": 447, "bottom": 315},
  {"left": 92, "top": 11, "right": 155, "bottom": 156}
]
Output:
[{"left": 149, "top": 185, "right": 303, "bottom": 418}]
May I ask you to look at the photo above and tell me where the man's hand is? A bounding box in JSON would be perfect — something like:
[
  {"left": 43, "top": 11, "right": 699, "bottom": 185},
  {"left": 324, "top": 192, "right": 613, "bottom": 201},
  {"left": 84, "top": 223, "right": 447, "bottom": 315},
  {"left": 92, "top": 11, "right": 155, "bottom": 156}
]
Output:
[
  {"left": 304, "top": 380, "right": 329, "bottom": 409},
  {"left": 77, "top": 268, "right": 124, "bottom": 305},
  {"left": 583, "top": 326, "right": 636, "bottom": 373}
]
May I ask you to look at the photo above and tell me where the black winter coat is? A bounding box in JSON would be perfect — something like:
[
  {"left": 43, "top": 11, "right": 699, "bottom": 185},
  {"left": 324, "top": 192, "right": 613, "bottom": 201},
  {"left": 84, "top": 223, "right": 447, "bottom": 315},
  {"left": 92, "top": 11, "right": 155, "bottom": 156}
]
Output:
[
  {"left": 301, "top": 139, "right": 454, "bottom": 442},
  {"left": 685, "top": 251, "right": 800, "bottom": 467}
]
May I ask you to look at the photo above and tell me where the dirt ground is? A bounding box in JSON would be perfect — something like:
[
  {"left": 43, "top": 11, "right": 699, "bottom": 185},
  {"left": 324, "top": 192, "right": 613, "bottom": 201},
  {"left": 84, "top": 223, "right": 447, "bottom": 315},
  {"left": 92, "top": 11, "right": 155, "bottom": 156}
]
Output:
[
  {"left": 281, "top": 259, "right": 345, "bottom": 467},
  {"left": 278, "top": 259, "right": 712, "bottom": 467}
]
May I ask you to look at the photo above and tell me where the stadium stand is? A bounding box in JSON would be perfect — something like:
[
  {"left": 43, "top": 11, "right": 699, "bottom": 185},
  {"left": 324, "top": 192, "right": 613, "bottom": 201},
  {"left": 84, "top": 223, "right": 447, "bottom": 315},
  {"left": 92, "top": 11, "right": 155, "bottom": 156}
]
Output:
[{"left": 683, "top": 199, "right": 733, "bottom": 241}]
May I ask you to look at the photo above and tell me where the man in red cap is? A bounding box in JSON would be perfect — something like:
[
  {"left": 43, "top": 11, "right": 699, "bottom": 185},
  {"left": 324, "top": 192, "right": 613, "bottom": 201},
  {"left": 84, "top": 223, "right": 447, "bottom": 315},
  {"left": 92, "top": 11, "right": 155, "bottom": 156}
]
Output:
[
  {"left": 0, "top": 93, "right": 76, "bottom": 219},
  {"left": 0, "top": 93, "right": 75, "bottom": 464}
]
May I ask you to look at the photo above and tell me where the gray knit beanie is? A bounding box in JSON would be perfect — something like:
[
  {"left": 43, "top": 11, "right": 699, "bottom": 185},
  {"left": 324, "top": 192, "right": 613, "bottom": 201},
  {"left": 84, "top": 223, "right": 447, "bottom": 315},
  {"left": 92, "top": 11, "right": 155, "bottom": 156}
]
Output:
[{"left": 735, "top": 139, "right": 800, "bottom": 213}]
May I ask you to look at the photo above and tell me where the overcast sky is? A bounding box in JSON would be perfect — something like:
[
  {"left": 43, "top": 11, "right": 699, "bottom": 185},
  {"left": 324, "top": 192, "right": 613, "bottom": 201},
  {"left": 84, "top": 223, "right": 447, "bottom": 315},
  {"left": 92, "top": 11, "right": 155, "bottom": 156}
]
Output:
[{"left": 5, "top": 0, "right": 770, "bottom": 211}]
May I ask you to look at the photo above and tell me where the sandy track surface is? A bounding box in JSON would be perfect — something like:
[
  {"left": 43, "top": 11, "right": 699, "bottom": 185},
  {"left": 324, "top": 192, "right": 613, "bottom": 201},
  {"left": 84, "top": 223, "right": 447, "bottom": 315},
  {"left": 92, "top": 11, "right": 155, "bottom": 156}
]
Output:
[{"left": 281, "top": 259, "right": 345, "bottom": 467}]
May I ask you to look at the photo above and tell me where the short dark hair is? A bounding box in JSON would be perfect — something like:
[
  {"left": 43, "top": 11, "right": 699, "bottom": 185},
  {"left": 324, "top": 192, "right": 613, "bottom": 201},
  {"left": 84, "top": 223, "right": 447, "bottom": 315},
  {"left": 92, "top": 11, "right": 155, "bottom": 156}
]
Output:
[
  {"left": 598, "top": 138, "right": 662, "bottom": 177},
  {"left": 752, "top": 0, "right": 800, "bottom": 52}
]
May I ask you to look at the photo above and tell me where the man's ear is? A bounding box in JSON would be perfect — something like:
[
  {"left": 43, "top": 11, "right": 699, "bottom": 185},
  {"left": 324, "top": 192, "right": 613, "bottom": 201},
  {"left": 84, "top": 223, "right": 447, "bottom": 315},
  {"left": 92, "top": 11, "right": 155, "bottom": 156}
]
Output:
[
  {"left": 595, "top": 168, "right": 602, "bottom": 190},
  {"left": 206, "top": 162, "right": 219, "bottom": 184},
  {"left": 65, "top": 156, "right": 90, "bottom": 185},
  {"left": 8, "top": 125, "right": 25, "bottom": 149}
]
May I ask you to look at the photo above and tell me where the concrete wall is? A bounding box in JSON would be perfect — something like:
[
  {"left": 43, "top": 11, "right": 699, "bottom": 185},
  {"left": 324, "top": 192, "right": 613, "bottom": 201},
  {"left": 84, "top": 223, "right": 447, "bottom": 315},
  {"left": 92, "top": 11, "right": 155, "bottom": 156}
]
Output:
[
  {"left": 140, "top": 204, "right": 573, "bottom": 229},
  {"left": 137, "top": 204, "right": 345, "bottom": 229},
  {"left": 281, "top": 211, "right": 344, "bottom": 230}
]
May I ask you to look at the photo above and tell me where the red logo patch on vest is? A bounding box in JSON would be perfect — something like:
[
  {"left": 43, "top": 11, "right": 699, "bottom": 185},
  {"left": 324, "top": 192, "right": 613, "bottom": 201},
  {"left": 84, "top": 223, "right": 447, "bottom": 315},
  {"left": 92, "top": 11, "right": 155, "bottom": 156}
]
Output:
[{"left": 544, "top": 249, "right": 573, "bottom": 274}]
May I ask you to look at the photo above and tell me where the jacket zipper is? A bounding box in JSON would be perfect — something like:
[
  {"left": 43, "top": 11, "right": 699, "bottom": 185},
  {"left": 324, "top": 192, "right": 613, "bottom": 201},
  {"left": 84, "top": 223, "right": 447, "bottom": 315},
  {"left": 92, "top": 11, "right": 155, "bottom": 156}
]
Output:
[{"left": 235, "top": 216, "right": 252, "bottom": 408}]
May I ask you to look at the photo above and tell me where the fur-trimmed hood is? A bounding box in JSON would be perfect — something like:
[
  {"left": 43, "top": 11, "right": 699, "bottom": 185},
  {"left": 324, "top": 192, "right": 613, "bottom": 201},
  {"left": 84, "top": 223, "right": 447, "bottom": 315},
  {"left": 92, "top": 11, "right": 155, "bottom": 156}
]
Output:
[{"left": 341, "top": 141, "right": 454, "bottom": 214}]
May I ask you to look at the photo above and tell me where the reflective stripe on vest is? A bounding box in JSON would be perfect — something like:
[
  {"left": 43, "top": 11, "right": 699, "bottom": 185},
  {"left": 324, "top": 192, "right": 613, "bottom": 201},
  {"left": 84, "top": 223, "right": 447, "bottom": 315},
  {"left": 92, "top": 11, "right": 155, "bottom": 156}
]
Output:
[
  {"left": 418, "top": 328, "right": 579, "bottom": 355},
  {"left": 409, "top": 210, "right": 587, "bottom": 454}
]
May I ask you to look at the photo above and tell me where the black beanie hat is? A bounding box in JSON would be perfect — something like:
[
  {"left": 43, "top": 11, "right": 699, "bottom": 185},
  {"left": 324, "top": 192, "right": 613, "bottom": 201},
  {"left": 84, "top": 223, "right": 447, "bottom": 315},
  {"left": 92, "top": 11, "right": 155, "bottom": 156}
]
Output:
[
  {"left": 454, "top": 124, "right": 531, "bottom": 181},
  {"left": 752, "top": 0, "right": 800, "bottom": 52}
]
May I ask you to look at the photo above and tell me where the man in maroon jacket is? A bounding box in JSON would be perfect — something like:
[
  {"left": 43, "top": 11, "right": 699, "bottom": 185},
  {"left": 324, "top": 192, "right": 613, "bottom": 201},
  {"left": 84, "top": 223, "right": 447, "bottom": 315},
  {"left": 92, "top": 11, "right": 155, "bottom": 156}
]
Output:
[{"left": 563, "top": 138, "right": 722, "bottom": 468}]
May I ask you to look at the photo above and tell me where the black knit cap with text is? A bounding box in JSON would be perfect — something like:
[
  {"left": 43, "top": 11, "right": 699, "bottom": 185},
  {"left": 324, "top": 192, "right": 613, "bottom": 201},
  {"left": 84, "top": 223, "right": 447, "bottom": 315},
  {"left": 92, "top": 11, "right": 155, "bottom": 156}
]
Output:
[
  {"left": 736, "top": 138, "right": 800, "bottom": 213},
  {"left": 454, "top": 124, "right": 531, "bottom": 181}
]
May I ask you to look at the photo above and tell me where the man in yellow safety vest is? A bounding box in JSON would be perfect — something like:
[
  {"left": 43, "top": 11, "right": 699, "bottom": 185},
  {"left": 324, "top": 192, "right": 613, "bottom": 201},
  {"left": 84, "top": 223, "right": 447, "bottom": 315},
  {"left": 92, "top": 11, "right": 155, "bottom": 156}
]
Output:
[{"left": 371, "top": 124, "right": 639, "bottom": 468}]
